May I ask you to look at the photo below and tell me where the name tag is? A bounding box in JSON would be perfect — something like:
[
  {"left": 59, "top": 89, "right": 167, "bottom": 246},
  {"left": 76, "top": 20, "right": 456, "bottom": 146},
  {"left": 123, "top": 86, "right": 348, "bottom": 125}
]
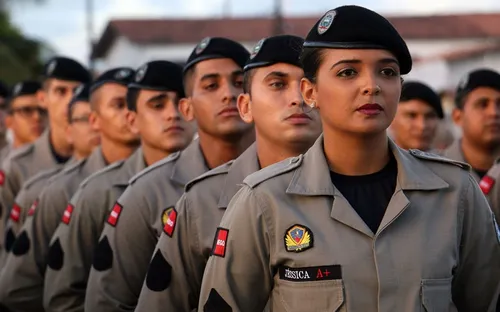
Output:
[{"left": 279, "top": 265, "right": 341, "bottom": 282}]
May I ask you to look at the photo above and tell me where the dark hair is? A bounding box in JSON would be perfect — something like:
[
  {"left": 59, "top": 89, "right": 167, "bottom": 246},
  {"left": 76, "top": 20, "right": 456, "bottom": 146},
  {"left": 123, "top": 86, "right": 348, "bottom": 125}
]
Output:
[
  {"left": 300, "top": 47, "right": 325, "bottom": 83},
  {"left": 183, "top": 66, "right": 196, "bottom": 97},
  {"left": 126, "top": 88, "right": 140, "bottom": 111},
  {"left": 454, "top": 92, "right": 467, "bottom": 110},
  {"left": 242, "top": 69, "right": 256, "bottom": 94}
]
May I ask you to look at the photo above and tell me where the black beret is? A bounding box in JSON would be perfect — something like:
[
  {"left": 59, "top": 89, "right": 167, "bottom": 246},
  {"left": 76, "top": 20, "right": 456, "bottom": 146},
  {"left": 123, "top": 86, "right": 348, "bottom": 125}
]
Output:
[
  {"left": 303, "top": 6, "right": 412, "bottom": 75},
  {"left": 184, "top": 37, "right": 250, "bottom": 73},
  {"left": 129, "top": 60, "right": 185, "bottom": 97},
  {"left": 455, "top": 68, "right": 500, "bottom": 105},
  {"left": 90, "top": 67, "right": 135, "bottom": 93},
  {"left": 10, "top": 81, "right": 42, "bottom": 99},
  {"left": 42, "top": 56, "right": 92, "bottom": 83},
  {"left": 0, "top": 81, "right": 9, "bottom": 98},
  {"left": 400, "top": 81, "right": 443, "bottom": 119},
  {"left": 244, "top": 35, "right": 304, "bottom": 71}
]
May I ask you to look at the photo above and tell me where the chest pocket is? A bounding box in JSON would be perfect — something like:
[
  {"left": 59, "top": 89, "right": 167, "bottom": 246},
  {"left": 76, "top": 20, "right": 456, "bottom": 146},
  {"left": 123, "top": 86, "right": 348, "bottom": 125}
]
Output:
[
  {"left": 421, "top": 277, "right": 456, "bottom": 312},
  {"left": 277, "top": 279, "right": 345, "bottom": 312}
]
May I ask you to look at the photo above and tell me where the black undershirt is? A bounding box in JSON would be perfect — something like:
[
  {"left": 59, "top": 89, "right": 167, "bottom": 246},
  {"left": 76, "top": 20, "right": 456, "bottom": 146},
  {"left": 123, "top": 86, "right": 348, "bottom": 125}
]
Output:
[
  {"left": 329, "top": 155, "right": 398, "bottom": 234},
  {"left": 49, "top": 138, "right": 71, "bottom": 164},
  {"left": 474, "top": 169, "right": 487, "bottom": 180}
]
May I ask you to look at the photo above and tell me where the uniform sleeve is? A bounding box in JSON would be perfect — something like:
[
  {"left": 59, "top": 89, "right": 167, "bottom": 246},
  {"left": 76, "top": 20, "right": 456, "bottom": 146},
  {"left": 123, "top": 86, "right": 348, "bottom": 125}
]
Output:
[
  {"left": 85, "top": 185, "right": 157, "bottom": 312},
  {"left": 452, "top": 175, "right": 500, "bottom": 311},
  {"left": 198, "top": 186, "right": 273, "bottom": 312},
  {"left": 4, "top": 190, "right": 28, "bottom": 253},
  {"left": 0, "top": 162, "right": 21, "bottom": 254},
  {"left": 43, "top": 187, "right": 100, "bottom": 312},
  {"left": 136, "top": 193, "right": 204, "bottom": 311}
]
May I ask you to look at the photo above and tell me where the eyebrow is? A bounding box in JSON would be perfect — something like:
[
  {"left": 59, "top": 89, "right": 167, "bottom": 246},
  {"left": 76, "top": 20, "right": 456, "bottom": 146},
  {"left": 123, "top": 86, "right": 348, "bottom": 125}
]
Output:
[
  {"left": 145, "top": 93, "right": 168, "bottom": 104},
  {"left": 264, "top": 71, "right": 289, "bottom": 79},
  {"left": 330, "top": 58, "right": 399, "bottom": 70}
]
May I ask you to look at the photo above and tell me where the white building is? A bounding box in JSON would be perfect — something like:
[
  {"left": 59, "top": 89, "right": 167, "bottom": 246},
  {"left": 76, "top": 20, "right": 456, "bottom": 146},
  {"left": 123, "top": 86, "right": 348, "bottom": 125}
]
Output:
[{"left": 91, "top": 12, "right": 500, "bottom": 96}]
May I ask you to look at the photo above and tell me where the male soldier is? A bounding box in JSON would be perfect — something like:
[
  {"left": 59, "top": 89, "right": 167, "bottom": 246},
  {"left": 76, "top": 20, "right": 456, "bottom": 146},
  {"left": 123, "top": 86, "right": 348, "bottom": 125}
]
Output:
[
  {"left": 0, "top": 81, "right": 46, "bottom": 165},
  {"left": 0, "top": 57, "right": 91, "bottom": 254},
  {"left": 390, "top": 81, "right": 444, "bottom": 151},
  {"left": 4, "top": 84, "right": 94, "bottom": 252},
  {"left": 0, "top": 80, "right": 11, "bottom": 153},
  {"left": 43, "top": 61, "right": 194, "bottom": 312},
  {"left": 85, "top": 37, "right": 254, "bottom": 311},
  {"left": 0, "top": 67, "right": 137, "bottom": 312},
  {"left": 135, "top": 35, "right": 323, "bottom": 312},
  {"left": 443, "top": 69, "right": 500, "bottom": 204}
]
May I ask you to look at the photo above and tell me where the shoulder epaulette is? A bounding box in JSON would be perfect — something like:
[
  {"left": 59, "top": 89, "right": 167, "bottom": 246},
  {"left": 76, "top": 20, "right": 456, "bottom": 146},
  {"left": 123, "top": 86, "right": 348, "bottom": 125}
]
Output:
[
  {"left": 185, "top": 160, "right": 233, "bottom": 192},
  {"left": 243, "top": 155, "right": 303, "bottom": 188},
  {"left": 23, "top": 167, "right": 62, "bottom": 189},
  {"left": 79, "top": 160, "right": 125, "bottom": 189},
  {"left": 128, "top": 151, "right": 181, "bottom": 184},
  {"left": 409, "top": 149, "right": 471, "bottom": 170}
]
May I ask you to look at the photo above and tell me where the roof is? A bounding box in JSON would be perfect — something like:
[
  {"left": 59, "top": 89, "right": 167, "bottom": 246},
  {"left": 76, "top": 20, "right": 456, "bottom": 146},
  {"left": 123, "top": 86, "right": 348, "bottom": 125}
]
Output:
[{"left": 92, "top": 12, "right": 500, "bottom": 59}]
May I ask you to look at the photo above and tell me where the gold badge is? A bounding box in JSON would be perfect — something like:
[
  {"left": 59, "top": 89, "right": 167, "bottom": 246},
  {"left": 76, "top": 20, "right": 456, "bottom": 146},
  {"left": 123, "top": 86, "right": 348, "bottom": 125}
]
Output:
[
  {"left": 285, "top": 224, "right": 313, "bottom": 252},
  {"left": 162, "top": 207, "right": 174, "bottom": 226}
]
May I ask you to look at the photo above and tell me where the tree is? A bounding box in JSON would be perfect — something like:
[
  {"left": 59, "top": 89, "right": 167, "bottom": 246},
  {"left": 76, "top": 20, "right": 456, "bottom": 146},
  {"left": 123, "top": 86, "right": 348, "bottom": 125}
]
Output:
[{"left": 0, "top": 0, "right": 48, "bottom": 85}]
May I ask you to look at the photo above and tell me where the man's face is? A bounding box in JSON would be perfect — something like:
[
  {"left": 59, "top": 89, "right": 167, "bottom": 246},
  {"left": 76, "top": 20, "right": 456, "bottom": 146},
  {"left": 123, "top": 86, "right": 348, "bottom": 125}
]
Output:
[
  {"left": 41, "top": 79, "right": 82, "bottom": 130},
  {"left": 453, "top": 87, "right": 500, "bottom": 150},
  {"left": 67, "top": 101, "right": 100, "bottom": 157},
  {"left": 390, "top": 99, "right": 439, "bottom": 151},
  {"left": 6, "top": 94, "right": 47, "bottom": 145}
]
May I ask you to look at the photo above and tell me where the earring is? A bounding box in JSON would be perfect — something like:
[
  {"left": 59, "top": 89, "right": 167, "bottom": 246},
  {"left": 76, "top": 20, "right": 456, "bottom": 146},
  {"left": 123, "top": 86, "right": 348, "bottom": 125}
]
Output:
[{"left": 310, "top": 102, "right": 316, "bottom": 108}]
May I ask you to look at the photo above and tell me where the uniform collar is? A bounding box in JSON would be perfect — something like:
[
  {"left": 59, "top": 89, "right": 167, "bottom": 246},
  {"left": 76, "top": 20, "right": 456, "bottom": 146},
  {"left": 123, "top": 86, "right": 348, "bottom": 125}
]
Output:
[
  {"left": 35, "top": 130, "right": 56, "bottom": 163},
  {"left": 218, "top": 143, "right": 260, "bottom": 208},
  {"left": 170, "top": 139, "right": 209, "bottom": 186},
  {"left": 114, "top": 147, "right": 146, "bottom": 186},
  {"left": 286, "top": 134, "right": 449, "bottom": 197},
  {"left": 85, "top": 147, "right": 108, "bottom": 172}
]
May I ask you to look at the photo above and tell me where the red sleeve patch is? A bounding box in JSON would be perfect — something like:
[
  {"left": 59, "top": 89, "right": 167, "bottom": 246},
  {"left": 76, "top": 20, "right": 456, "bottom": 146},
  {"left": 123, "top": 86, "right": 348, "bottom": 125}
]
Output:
[
  {"left": 0, "top": 170, "right": 5, "bottom": 186},
  {"left": 163, "top": 207, "right": 177, "bottom": 237},
  {"left": 107, "top": 202, "right": 123, "bottom": 227},
  {"left": 61, "top": 204, "right": 74, "bottom": 225},
  {"left": 480, "top": 175, "right": 495, "bottom": 195},
  {"left": 28, "top": 200, "right": 38, "bottom": 216},
  {"left": 211, "top": 227, "right": 229, "bottom": 258},
  {"left": 9, "top": 203, "right": 21, "bottom": 223}
]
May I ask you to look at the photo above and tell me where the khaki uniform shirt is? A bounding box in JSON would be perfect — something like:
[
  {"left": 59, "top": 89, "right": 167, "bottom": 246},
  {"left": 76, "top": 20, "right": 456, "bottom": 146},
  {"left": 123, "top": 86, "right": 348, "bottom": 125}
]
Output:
[
  {"left": 0, "top": 148, "right": 106, "bottom": 312},
  {"left": 136, "top": 144, "right": 259, "bottom": 311},
  {"left": 199, "top": 136, "right": 500, "bottom": 312},
  {"left": 85, "top": 141, "right": 209, "bottom": 312},
  {"left": 43, "top": 148, "right": 145, "bottom": 312},
  {"left": 0, "top": 131, "right": 67, "bottom": 255},
  {"left": 4, "top": 166, "right": 65, "bottom": 252}
]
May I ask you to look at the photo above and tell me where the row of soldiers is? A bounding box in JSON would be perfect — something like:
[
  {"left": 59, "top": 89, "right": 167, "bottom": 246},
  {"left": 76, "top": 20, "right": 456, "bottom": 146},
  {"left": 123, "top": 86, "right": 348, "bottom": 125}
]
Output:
[{"left": 0, "top": 4, "right": 499, "bottom": 312}]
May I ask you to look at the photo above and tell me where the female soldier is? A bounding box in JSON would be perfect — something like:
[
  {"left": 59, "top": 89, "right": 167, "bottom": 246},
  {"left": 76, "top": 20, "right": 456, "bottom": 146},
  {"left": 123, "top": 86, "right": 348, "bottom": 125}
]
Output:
[{"left": 198, "top": 5, "right": 500, "bottom": 312}]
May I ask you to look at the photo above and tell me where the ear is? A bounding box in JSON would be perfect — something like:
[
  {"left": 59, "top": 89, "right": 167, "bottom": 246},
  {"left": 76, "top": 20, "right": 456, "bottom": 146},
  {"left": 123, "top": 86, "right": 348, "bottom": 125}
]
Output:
[
  {"left": 300, "top": 78, "right": 317, "bottom": 108},
  {"left": 36, "top": 90, "right": 48, "bottom": 109},
  {"left": 179, "top": 97, "right": 195, "bottom": 122},
  {"left": 237, "top": 93, "right": 253, "bottom": 124},
  {"left": 5, "top": 115, "right": 13, "bottom": 130},
  {"left": 89, "top": 111, "right": 100, "bottom": 132},
  {"left": 451, "top": 108, "right": 463, "bottom": 127},
  {"left": 126, "top": 110, "right": 140, "bottom": 135}
]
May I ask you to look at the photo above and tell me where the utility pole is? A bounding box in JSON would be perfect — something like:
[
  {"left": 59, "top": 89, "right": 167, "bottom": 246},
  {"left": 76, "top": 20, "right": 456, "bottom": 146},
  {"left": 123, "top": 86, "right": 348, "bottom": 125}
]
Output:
[
  {"left": 272, "top": 0, "right": 284, "bottom": 35},
  {"left": 85, "top": 0, "right": 95, "bottom": 72}
]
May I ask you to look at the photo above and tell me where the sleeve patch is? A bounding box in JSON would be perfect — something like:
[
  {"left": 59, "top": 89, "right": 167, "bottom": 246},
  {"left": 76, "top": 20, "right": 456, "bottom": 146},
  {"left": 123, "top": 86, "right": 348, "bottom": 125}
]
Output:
[
  {"left": 9, "top": 203, "right": 21, "bottom": 223},
  {"left": 93, "top": 236, "right": 113, "bottom": 271},
  {"left": 28, "top": 199, "right": 38, "bottom": 216},
  {"left": 163, "top": 207, "right": 177, "bottom": 237},
  {"left": 203, "top": 288, "right": 233, "bottom": 312},
  {"left": 0, "top": 170, "right": 5, "bottom": 186},
  {"left": 211, "top": 227, "right": 229, "bottom": 258},
  {"left": 145, "top": 250, "right": 172, "bottom": 292},
  {"left": 47, "top": 238, "right": 64, "bottom": 271},
  {"left": 107, "top": 202, "right": 123, "bottom": 227},
  {"left": 61, "top": 204, "right": 74, "bottom": 225},
  {"left": 479, "top": 175, "right": 495, "bottom": 195},
  {"left": 12, "top": 231, "right": 30, "bottom": 256}
]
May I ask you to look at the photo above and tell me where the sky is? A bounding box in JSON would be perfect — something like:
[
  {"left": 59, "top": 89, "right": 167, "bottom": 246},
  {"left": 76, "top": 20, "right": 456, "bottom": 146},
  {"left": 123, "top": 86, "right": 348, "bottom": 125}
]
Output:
[{"left": 9, "top": 0, "right": 500, "bottom": 66}]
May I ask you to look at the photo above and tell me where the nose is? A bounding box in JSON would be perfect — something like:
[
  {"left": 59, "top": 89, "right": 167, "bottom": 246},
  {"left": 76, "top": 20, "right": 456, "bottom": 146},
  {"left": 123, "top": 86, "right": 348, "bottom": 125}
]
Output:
[
  {"left": 164, "top": 101, "right": 181, "bottom": 121},
  {"left": 221, "top": 81, "right": 238, "bottom": 105},
  {"left": 361, "top": 73, "right": 381, "bottom": 96}
]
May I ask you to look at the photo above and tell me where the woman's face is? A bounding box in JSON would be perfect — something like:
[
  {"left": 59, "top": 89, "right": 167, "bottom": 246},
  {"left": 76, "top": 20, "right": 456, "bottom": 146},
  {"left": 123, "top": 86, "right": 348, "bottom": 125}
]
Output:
[{"left": 301, "top": 49, "right": 402, "bottom": 136}]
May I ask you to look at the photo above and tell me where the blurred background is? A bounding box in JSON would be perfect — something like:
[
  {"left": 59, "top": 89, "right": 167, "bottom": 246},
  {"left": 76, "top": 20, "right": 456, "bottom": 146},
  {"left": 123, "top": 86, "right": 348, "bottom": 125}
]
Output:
[{"left": 2, "top": 0, "right": 500, "bottom": 117}]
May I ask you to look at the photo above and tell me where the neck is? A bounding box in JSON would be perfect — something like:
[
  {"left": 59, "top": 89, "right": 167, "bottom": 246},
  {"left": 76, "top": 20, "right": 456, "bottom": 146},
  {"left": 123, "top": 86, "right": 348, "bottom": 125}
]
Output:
[
  {"left": 73, "top": 149, "right": 90, "bottom": 161},
  {"left": 323, "top": 129, "right": 390, "bottom": 175},
  {"left": 256, "top": 138, "right": 313, "bottom": 169},
  {"left": 12, "top": 137, "right": 25, "bottom": 149},
  {"left": 142, "top": 143, "right": 172, "bottom": 166},
  {"left": 461, "top": 137, "right": 500, "bottom": 171},
  {"left": 101, "top": 137, "right": 138, "bottom": 164},
  {"left": 50, "top": 127, "right": 73, "bottom": 158},
  {"left": 198, "top": 130, "right": 254, "bottom": 169}
]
